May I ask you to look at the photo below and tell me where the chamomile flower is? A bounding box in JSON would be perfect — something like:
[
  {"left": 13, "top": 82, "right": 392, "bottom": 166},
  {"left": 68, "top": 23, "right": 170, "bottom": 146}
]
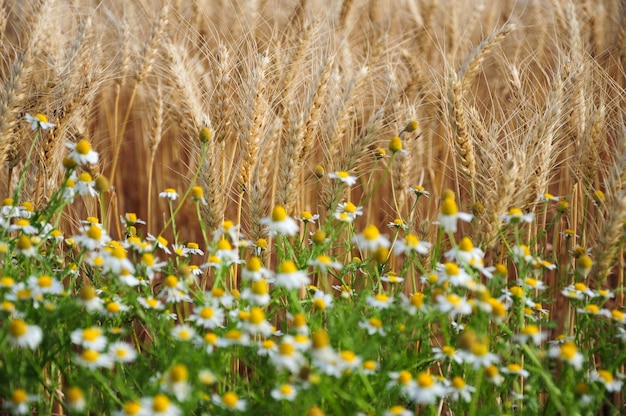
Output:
[
  {"left": 108, "top": 341, "right": 137, "bottom": 363},
  {"left": 216, "top": 329, "right": 250, "bottom": 347},
  {"left": 161, "top": 364, "right": 191, "bottom": 401},
  {"left": 512, "top": 324, "right": 549, "bottom": 345},
  {"left": 27, "top": 274, "right": 63, "bottom": 297},
  {"left": 337, "top": 349, "right": 362, "bottom": 374},
  {"left": 381, "top": 271, "right": 404, "bottom": 284},
  {"left": 358, "top": 317, "right": 386, "bottom": 336},
  {"left": 9, "top": 218, "right": 38, "bottom": 235},
  {"left": 446, "top": 376, "right": 475, "bottom": 403},
  {"left": 548, "top": 341, "right": 584, "bottom": 370},
  {"left": 432, "top": 345, "right": 465, "bottom": 364},
  {"left": 260, "top": 205, "right": 299, "bottom": 236},
  {"left": 308, "top": 255, "right": 342, "bottom": 272},
  {"left": 63, "top": 386, "right": 86, "bottom": 412},
  {"left": 212, "top": 392, "right": 247, "bottom": 411},
  {"left": 561, "top": 282, "right": 595, "bottom": 300},
  {"left": 241, "top": 307, "right": 274, "bottom": 336},
  {"left": 436, "top": 294, "right": 472, "bottom": 319},
  {"left": 410, "top": 185, "right": 430, "bottom": 198},
  {"left": 187, "top": 303, "right": 225, "bottom": 329},
  {"left": 25, "top": 113, "right": 55, "bottom": 130},
  {"left": 590, "top": 369, "right": 624, "bottom": 392},
  {"left": 329, "top": 171, "right": 357, "bottom": 186},
  {"left": 138, "top": 296, "right": 165, "bottom": 310},
  {"left": 298, "top": 211, "right": 319, "bottom": 223},
  {"left": 74, "top": 172, "right": 98, "bottom": 197},
  {"left": 73, "top": 223, "right": 111, "bottom": 251},
  {"left": 3, "top": 388, "right": 38, "bottom": 415},
  {"left": 462, "top": 341, "right": 500, "bottom": 369},
  {"left": 395, "top": 233, "right": 431, "bottom": 255},
  {"left": 384, "top": 405, "right": 413, "bottom": 416},
  {"left": 334, "top": 201, "right": 363, "bottom": 223},
  {"left": 354, "top": 224, "right": 390, "bottom": 251},
  {"left": 500, "top": 207, "right": 534, "bottom": 224},
  {"left": 159, "top": 275, "right": 192, "bottom": 304},
  {"left": 240, "top": 279, "right": 271, "bottom": 306},
  {"left": 501, "top": 363, "right": 530, "bottom": 378},
  {"left": 147, "top": 234, "right": 171, "bottom": 254},
  {"left": 75, "top": 348, "right": 114, "bottom": 369},
  {"left": 437, "top": 262, "right": 473, "bottom": 288},
  {"left": 439, "top": 197, "right": 473, "bottom": 233},
  {"left": 366, "top": 293, "right": 394, "bottom": 309},
  {"left": 407, "top": 372, "right": 447, "bottom": 404},
  {"left": 66, "top": 139, "right": 99, "bottom": 165},
  {"left": 77, "top": 285, "right": 104, "bottom": 312},
  {"left": 170, "top": 324, "right": 197, "bottom": 342},
  {"left": 71, "top": 326, "right": 108, "bottom": 351},
  {"left": 112, "top": 400, "right": 147, "bottom": 416},
  {"left": 271, "top": 383, "right": 298, "bottom": 401},
  {"left": 484, "top": 365, "right": 504, "bottom": 385},
  {"left": 140, "top": 394, "right": 181, "bottom": 416},
  {"left": 159, "top": 188, "right": 178, "bottom": 200},
  {"left": 270, "top": 339, "right": 306, "bottom": 373},
  {"left": 8, "top": 319, "right": 42, "bottom": 349},
  {"left": 274, "top": 260, "right": 310, "bottom": 290},
  {"left": 311, "top": 290, "right": 333, "bottom": 311}
]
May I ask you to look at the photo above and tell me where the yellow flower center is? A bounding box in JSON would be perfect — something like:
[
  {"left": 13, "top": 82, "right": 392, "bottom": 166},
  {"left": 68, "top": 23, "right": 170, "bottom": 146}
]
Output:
[
  {"left": 343, "top": 202, "right": 356, "bottom": 214},
  {"left": 0, "top": 276, "right": 14, "bottom": 287},
  {"left": 369, "top": 317, "right": 382, "bottom": 328},
  {"left": 222, "top": 392, "right": 239, "bottom": 408},
  {"left": 192, "top": 186, "right": 204, "bottom": 199},
  {"left": 82, "top": 349, "right": 99, "bottom": 362},
  {"left": 170, "top": 364, "right": 189, "bottom": 382},
  {"left": 279, "top": 342, "right": 295, "bottom": 356},
  {"left": 507, "top": 364, "right": 523, "bottom": 373},
  {"left": 313, "top": 298, "right": 326, "bottom": 310},
  {"left": 204, "top": 333, "right": 217, "bottom": 344},
  {"left": 458, "top": 237, "right": 473, "bottom": 252},
  {"left": 82, "top": 328, "right": 101, "bottom": 341},
  {"left": 452, "top": 376, "right": 466, "bottom": 389},
  {"left": 225, "top": 329, "right": 241, "bottom": 340},
  {"left": 217, "top": 238, "right": 232, "bottom": 251},
  {"left": 560, "top": 342, "right": 578, "bottom": 360},
  {"left": 312, "top": 330, "right": 329, "bottom": 349},
  {"left": 279, "top": 260, "right": 297, "bottom": 274},
  {"left": 410, "top": 292, "right": 424, "bottom": 308},
  {"left": 251, "top": 279, "right": 269, "bottom": 295},
  {"left": 123, "top": 401, "right": 142, "bottom": 415},
  {"left": 362, "top": 224, "right": 380, "bottom": 241},
  {"left": 262, "top": 339, "right": 275, "bottom": 349},
  {"left": 471, "top": 342, "right": 489, "bottom": 357},
  {"left": 165, "top": 275, "right": 178, "bottom": 288},
  {"left": 485, "top": 365, "right": 499, "bottom": 378},
  {"left": 388, "top": 136, "right": 403, "bottom": 153},
  {"left": 10, "top": 320, "right": 27, "bottom": 337},
  {"left": 374, "top": 293, "right": 389, "bottom": 303},
  {"left": 199, "top": 307, "right": 214, "bottom": 319},
  {"left": 246, "top": 256, "right": 262, "bottom": 272},
  {"left": 11, "top": 389, "right": 28, "bottom": 404},
  {"left": 442, "top": 345, "right": 456, "bottom": 356},
  {"left": 271, "top": 205, "right": 288, "bottom": 222},
  {"left": 37, "top": 275, "right": 52, "bottom": 288},
  {"left": 598, "top": 370, "right": 613, "bottom": 383},
  {"left": 444, "top": 262, "right": 459, "bottom": 276},
  {"left": 336, "top": 171, "right": 350, "bottom": 179},
  {"left": 301, "top": 211, "right": 313, "bottom": 220},
  {"left": 441, "top": 198, "right": 458, "bottom": 216},
  {"left": 417, "top": 372, "right": 434, "bottom": 388},
  {"left": 65, "top": 387, "right": 84, "bottom": 404},
  {"left": 508, "top": 207, "right": 522, "bottom": 216},
  {"left": 279, "top": 384, "right": 293, "bottom": 395},
  {"left": 510, "top": 286, "right": 524, "bottom": 298},
  {"left": 78, "top": 172, "right": 93, "bottom": 182},
  {"left": 340, "top": 350, "right": 356, "bottom": 362},
  {"left": 106, "top": 302, "right": 120, "bottom": 313},
  {"left": 577, "top": 255, "right": 592, "bottom": 270},
  {"left": 75, "top": 139, "right": 92, "bottom": 155},
  {"left": 574, "top": 282, "right": 588, "bottom": 291},
  {"left": 152, "top": 394, "right": 170, "bottom": 412},
  {"left": 86, "top": 225, "right": 102, "bottom": 241},
  {"left": 248, "top": 307, "right": 265, "bottom": 324},
  {"left": 363, "top": 360, "right": 377, "bottom": 371},
  {"left": 585, "top": 304, "right": 600, "bottom": 314},
  {"left": 612, "top": 309, "right": 624, "bottom": 321},
  {"left": 398, "top": 370, "right": 412, "bottom": 385}
]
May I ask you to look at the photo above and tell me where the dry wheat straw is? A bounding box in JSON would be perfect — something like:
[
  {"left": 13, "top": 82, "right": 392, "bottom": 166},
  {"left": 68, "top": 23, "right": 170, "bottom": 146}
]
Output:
[
  {"left": 338, "top": 0, "right": 355, "bottom": 32},
  {"left": 146, "top": 81, "right": 164, "bottom": 226},
  {"left": 212, "top": 44, "right": 233, "bottom": 144}
]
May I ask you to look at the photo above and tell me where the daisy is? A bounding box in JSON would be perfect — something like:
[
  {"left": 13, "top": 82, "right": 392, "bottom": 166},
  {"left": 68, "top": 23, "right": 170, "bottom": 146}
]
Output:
[
  {"left": 241, "top": 307, "right": 274, "bottom": 336},
  {"left": 27, "top": 274, "right": 64, "bottom": 297},
  {"left": 270, "top": 339, "right": 306, "bottom": 373},
  {"left": 461, "top": 342, "right": 500, "bottom": 369},
  {"left": 159, "top": 275, "right": 192, "bottom": 304},
  {"left": 437, "top": 262, "right": 473, "bottom": 288},
  {"left": 446, "top": 376, "right": 475, "bottom": 402},
  {"left": 213, "top": 238, "right": 240, "bottom": 265},
  {"left": 257, "top": 339, "right": 278, "bottom": 357},
  {"left": 161, "top": 364, "right": 191, "bottom": 401},
  {"left": 358, "top": 317, "right": 386, "bottom": 336},
  {"left": 501, "top": 363, "right": 530, "bottom": 378},
  {"left": 159, "top": 188, "right": 178, "bottom": 200},
  {"left": 8, "top": 319, "right": 42, "bottom": 349},
  {"left": 3, "top": 389, "right": 38, "bottom": 415},
  {"left": 240, "top": 279, "right": 271, "bottom": 306},
  {"left": 432, "top": 345, "right": 465, "bottom": 364},
  {"left": 205, "top": 287, "right": 236, "bottom": 309},
  {"left": 329, "top": 171, "right": 357, "bottom": 186},
  {"left": 73, "top": 223, "right": 111, "bottom": 251},
  {"left": 9, "top": 218, "right": 38, "bottom": 235},
  {"left": 212, "top": 392, "right": 247, "bottom": 411},
  {"left": 513, "top": 325, "right": 548, "bottom": 345},
  {"left": 170, "top": 324, "right": 197, "bottom": 342},
  {"left": 548, "top": 341, "right": 584, "bottom": 370},
  {"left": 561, "top": 282, "right": 595, "bottom": 300},
  {"left": 400, "top": 292, "right": 426, "bottom": 315},
  {"left": 500, "top": 207, "right": 534, "bottom": 224},
  {"left": 395, "top": 233, "right": 431, "bottom": 255},
  {"left": 298, "top": 211, "right": 319, "bottom": 224},
  {"left": 484, "top": 365, "right": 504, "bottom": 385},
  {"left": 336, "top": 349, "right": 362, "bottom": 374},
  {"left": 74, "top": 172, "right": 98, "bottom": 197},
  {"left": 140, "top": 394, "right": 181, "bottom": 416},
  {"left": 215, "top": 329, "right": 250, "bottom": 347},
  {"left": 384, "top": 406, "right": 413, "bottom": 416},
  {"left": 539, "top": 193, "right": 559, "bottom": 202},
  {"left": 577, "top": 304, "right": 611, "bottom": 318},
  {"left": 354, "top": 224, "right": 390, "bottom": 251},
  {"left": 147, "top": 234, "right": 171, "bottom": 254},
  {"left": 590, "top": 370, "right": 624, "bottom": 392},
  {"left": 63, "top": 387, "right": 86, "bottom": 412},
  {"left": 436, "top": 294, "right": 472, "bottom": 319},
  {"left": 191, "top": 186, "right": 207, "bottom": 205},
  {"left": 406, "top": 372, "right": 447, "bottom": 404},
  {"left": 311, "top": 290, "right": 333, "bottom": 311},
  {"left": 271, "top": 384, "right": 298, "bottom": 401},
  {"left": 387, "top": 218, "right": 408, "bottom": 230},
  {"left": 71, "top": 326, "right": 108, "bottom": 351},
  {"left": 439, "top": 197, "right": 473, "bottom": 233},
  {"left": 66, "top": 139, "right": 99, "bottom": 165},
  {"left": 334, "top": 201, "right": 363, "bottom": 223},
  {"left": 198, "top": 369, "right": 217, "bottom": 385},
  {"left": 260, "top": 205, "right": 299, "bottom": 236},
  {"left": 187, "top": 303, "right": 225, "bottom": 329},
  {"left": 366, "top": 293, "right": 394, "bottom": 310},
  {"left": 113, "top": 401, "right": 147, "bottom": 416},
  {"left": 108, "top": 341, "right": 137, "bottom": 363},
  {"left": 25, "top": 113, "right": 55, "bottom": 130},
  {"left": 138, "top": 296, "right": 165, "bottom": 310},
  {"left": 410, "top": 185, "right": 430, "bottom": 198},
  {"left": 75, "top": 349, "right": 114, "bottom": 369},
  {"left": 308, "top": 255, "right": 342, "bottom": 272},
  {"left": 274, "top": 260, "right": 310, "bottom": 290}
]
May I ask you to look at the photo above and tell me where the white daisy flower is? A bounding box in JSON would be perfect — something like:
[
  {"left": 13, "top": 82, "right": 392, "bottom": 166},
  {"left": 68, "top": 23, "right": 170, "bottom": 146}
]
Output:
[
  {"left": 439, "top": 197, "right": 473, "bottom": 233},
  {"left": 8, "top": 319, "right": 43, "bottom": 350},
  {"left": 353, "top": 224, "right": 390, "bottom": 252},
  {"left": 159, "top": 188, "right": 179, "bottom": 200},
  {"left": 212, "top": 392, "right": 247, "bottom": 411},
  {"left": 274, "top": 260, "right": 310, "bottom": 290},
  {"left": 25, "top": 113, "right": 55, "bottom": 130},
  {"left": 260, "top": 205, "right": 299, "bottom": 236},
  {"left": 329, "top": 171, "right": 357, "bottom": 186},
  {"left": 65, "top": 139, "right": 99, "bottom": 165}
]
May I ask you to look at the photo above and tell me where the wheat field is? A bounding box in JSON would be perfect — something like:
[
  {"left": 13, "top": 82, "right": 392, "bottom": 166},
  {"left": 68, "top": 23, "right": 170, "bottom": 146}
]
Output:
[{"left": 3, "top": 0, "right": 626, "bottom": 413}]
